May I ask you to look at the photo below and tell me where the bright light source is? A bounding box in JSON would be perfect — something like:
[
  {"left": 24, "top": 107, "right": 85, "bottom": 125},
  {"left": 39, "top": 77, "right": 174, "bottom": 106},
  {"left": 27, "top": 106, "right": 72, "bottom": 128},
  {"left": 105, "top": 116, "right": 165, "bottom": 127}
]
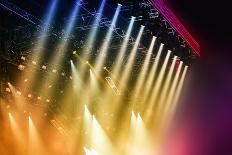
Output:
[
  {"left": 52, "top": 69, "right": 57, "bottom": 73},
  {"left": 42, "top": 65, "right": 47, "bottom": 70},
  {"left": 32, "top": 61, "right": 37, "bottom": 65},
  {"left": 18, "top": 64, "right": 25, "bottom": 71},
  {"left": 21, "top": 56, "right": 26, "bottom": 61},
  {"left": 5, "top": 87, "right": 11, "bottom": 92},
  {"left": 16, "top": 91, "right": 22, "bottom": 95},
  {"left": 28, "top": 94, "right": 32, "bottom": 98}
]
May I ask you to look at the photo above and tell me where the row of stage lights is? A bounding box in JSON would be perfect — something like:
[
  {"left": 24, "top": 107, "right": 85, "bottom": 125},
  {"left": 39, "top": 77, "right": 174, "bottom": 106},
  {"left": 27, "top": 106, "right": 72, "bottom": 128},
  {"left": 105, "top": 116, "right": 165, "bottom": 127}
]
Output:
[
  {"left": 18, "top": 56, "right": 73, "bottom": 80},
  {"left": 5, "top": 83, "right": 58, "bottom": 104}
]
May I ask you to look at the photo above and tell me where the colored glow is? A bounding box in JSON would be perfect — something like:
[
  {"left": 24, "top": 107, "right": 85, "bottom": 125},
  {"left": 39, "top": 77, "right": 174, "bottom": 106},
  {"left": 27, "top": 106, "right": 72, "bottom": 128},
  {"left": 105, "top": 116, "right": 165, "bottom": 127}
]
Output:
[
  {"left": 42, "top": 0, "right": 59, "bottom": 33},
  {"left": 28, "top": 116, "right": 46, "bottom": 155},
  {"left": 8, "top": 113, "right": 26, "bottom": 153},
  {"left": 64, "top": 0, "right": 82, "bottom": 40},
  {"left": 149, "top": 0, "right": 200, "bottom": 56}
]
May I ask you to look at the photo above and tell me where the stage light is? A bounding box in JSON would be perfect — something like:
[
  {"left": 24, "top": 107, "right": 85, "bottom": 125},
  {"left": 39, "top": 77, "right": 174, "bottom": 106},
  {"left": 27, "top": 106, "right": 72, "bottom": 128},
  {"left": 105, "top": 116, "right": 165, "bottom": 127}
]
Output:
[
  {"left": 18, "top": 64, "right": 25, "bottom": 71},
  {"left": 21, "top": 56, "right": 26, "bottom": 61},
  {"left": 28, "top": 94, "right": 32, "bottom": 98},
  {"left": 46, "top": 99, "right": 50, "bottom": 103},
  {"left": 111, "top": 16, "right": 135, "bottom": 79},
  {"left": 131, "top": 36, "right": 156, "bottom": 104},
  {"left": 145, "top": 50, "right": 171, "bottom": 117},
  {"left": 156, "top": 56, "right": 177, "bottom": 118},
  {"left": 94, "top": 4, "right": 121, "bottom": 71},
  {"left": 64, "top": 0, "right": 82, "bottom": 40},
  {"left": 166, "top": 65, "right": 188, "bottom": 126},
  {"left": 160, "top": 61, "right": 183, "bottom": 128},
  {"left": 5, "top": 87, "right": 11, "bottom": 92},
  {"left": 118, "top": 25, "right": 144, "bottom": 92},
  {"left": 42, "top": 65, "right": 47, "bottom": 70},
  {"left": 6, "top": 105, "right": 10, "bottom": 109},
  {"left": 16, "top": 91, "right": 22, "bottom": 95},
  {"left": 142, "top": 43, "right": 164, "bottom": 103},
  {"left": 8, "top": 112, "right": 26, "bottom": 153},
  {"left": 32, "top": 61, "right": 37, "bottom": 65},
  {"left": 91, "top": 116, "right": 116, "bottom": 155},
  {"left": 73, "top": 51, "right": 77, "bottom": 55},
  {"left": 81, "top": 0, "right": 107, "bottom": 72},
  {"left": 28, "top": 116, "right": 46, "bottom": 155}
]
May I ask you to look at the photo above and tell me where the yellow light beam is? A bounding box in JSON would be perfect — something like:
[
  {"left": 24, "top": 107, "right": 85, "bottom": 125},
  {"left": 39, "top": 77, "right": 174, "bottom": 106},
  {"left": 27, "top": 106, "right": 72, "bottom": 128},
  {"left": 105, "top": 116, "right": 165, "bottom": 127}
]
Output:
[
  {"left": 91, "top": 116, "right": 117, "bottom": 155},
  {"left": 155, "top": 56, "right": 177, "bottom": 118},
  {"left": 144, "top": 50, "right": 171, "bottom": 120},
  {"left": 28, "top": 116, "right": 47, "bottom": 155},
  {"left": 131, "top": 36, "right": 156, "bottom": 106},
  {"left": 142, "top": 43, "right": 164, "bottom": 103},
  {"left": 118, "top": 25, "right": 145, "bottom": 92},
  {"left": 165, "top": 65, "right": 188, "bottom": 128},
  {"left": 94, "top": 5, "right": 121, "bottom": 72},
  {"left": 159, "top": 61, "right": 183, "bottom": 130},
  {"left": 8, "top": 113, "right": 26, "bottom": 154}
]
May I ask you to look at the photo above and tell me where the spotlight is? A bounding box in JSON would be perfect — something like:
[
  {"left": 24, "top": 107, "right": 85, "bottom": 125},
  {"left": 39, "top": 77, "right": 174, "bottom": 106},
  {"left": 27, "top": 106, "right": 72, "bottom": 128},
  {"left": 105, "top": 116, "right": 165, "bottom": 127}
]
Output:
[
  {"left": 5, "top": 87, "right": 11, "bottom": 92},
  {"left": 32, "top": 61, "right": 37, "bottom": 65},
  {"left": 73, "top": 51, "right": 77, "bottom": 55},
  {"left": 16, "top": 91, "right": 22, "bottom": 95},
  {"left": 86, "top": 61, "right": 89, "bottom": 64},
  {"left": 28, "top": 94, "right": 32, "bottom": 98},
  {"left": 18, "top": 64, "right": 25, "bottom": 71},
  {"left": 37, "top": 96, "right": 42, "bottom": 100},
  {"left": 21, "top": 56, "right": 26, "bottom": 61},
  {"left": 118, "top": 3, "right": 122, "bottom": 6},
  {"left": 42, "top": 65, "right": 47, "bottom": 70},
  {"left": 46, "top": 99, "right": 50, "bottom": 103}
]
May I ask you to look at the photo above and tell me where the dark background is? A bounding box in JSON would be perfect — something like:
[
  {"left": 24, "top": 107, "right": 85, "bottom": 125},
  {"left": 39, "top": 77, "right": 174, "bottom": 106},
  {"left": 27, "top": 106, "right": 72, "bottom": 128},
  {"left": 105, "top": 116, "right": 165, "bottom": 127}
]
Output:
[{"left": 164, "top": 0, "right": 232, "bottom": 155}]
